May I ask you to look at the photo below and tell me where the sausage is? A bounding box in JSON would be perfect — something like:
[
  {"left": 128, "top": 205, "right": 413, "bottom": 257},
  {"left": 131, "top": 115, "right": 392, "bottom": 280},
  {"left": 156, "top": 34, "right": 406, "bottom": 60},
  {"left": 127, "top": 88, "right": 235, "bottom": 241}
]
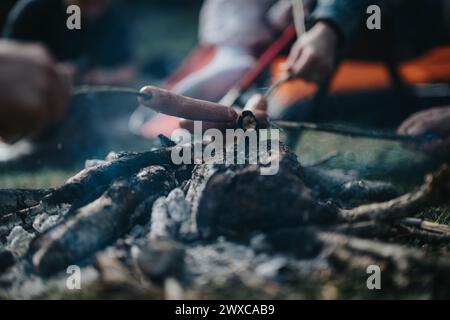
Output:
[{"left": 139, "top": 86, "right": 238, "bottom": 123}]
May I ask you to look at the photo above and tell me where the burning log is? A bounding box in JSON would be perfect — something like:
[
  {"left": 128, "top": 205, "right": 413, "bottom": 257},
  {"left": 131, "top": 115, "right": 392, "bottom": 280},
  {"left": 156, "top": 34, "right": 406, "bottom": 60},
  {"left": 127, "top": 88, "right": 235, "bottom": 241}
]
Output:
[
  {"left": 303, "top": 167, "right": 398, "bottom": 207},
  {"left": 29, "top": 166, "right": 177, "bottom": 276},
  {"left": 191, "top": 143, "right": 338, "bottom": 239},
  {"left": 42, "top": 149, "right": 175, "bottom": 207}
]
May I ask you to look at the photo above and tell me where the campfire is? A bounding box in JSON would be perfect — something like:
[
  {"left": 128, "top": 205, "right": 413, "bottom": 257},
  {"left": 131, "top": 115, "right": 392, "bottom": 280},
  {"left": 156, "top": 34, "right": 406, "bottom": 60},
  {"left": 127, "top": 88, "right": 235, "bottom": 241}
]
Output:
[{"left": 1, "top": 130, "right": 450, "bottom": 299}]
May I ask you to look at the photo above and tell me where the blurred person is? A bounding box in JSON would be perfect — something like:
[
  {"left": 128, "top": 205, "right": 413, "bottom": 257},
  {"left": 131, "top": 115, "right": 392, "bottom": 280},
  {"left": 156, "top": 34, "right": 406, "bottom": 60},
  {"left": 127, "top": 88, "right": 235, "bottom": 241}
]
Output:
[
  {"left": 136, "top": 0, "right": 300, "bottom": 139},
  {"left": 3, "top": 0, "right": 135, "bottom": 85},
  {"left": 286, "top": 0, "right": 450, "bottom": 83},
  {"left": 0, "top": 40, "right": 70, "bottom": 143},
  {"left": 284, "top": 0, "right": 450, "bottom": 160},
  {"left": 0, "top": 0, "right": 18, "bottom": 33},
  {"left": 166, "top": 0, "right": 296, "bottom": 102},
  {"left": 397, "top": 107, "right": 450, "bottom": 160}
]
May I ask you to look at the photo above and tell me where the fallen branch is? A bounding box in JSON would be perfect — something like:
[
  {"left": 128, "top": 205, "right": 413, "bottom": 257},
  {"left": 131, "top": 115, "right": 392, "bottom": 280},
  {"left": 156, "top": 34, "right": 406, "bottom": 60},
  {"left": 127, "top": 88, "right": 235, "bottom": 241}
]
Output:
[
  {"left": 399, "top": 218, "right": 450, "bottom": 234},
  {"left": 328, "top": 221, "right": 393, "bottom": 238},
  {"left": 339, "top": 166, "right": 450, "bottom": 223},
  {"left": 396, "top": 224, "right": 450, "bottom": 244}
]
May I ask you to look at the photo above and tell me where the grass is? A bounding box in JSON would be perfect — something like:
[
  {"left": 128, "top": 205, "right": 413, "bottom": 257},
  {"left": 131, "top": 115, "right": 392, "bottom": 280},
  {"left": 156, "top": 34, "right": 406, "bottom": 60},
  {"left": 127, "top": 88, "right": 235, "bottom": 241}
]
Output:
[
  {"left": 294, "top": 130, "right": 436, "bottom": 189},
  {"left": 0, "top": 168, "right": 77, "bottom": 189}
]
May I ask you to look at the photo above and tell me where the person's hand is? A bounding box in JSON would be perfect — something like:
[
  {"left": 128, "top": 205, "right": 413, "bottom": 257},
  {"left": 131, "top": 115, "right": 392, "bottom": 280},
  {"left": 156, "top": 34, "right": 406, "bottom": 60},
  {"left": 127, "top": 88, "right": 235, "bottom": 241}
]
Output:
[
  {"left": 397, "top": 107, "right": 450, "bottom": 159},
  {"left": 0, "top": 41, "right": 71, "bottom": 143},
  {"left": 286, "top": 22, "right": 338, "bottom": 83}
]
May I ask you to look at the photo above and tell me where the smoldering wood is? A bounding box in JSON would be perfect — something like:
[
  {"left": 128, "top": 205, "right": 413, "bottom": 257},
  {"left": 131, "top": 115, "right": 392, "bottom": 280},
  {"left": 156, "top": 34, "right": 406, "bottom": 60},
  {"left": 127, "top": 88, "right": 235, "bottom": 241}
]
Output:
[
  {"left": 1, "top": 147, "right": 191, "bottom": 237},
  {"left": 191, "top": 143, "right": 338, "bottom": 239},
  {"left": 339, "top": 166, "right": 450, "bottom": 223},
  {"left": 29, "top": 166, "right": 177, "bottom": 276},
  {"left": 42, "top": 148, "right": 176, "bottom": 207},
  {"left": 3, "top": 136, "right": 450, "bottom": 297},
  {"left": 303, "top": 167, "right": 398, "bottom": 207},
  {"left": 0, "top": 189, "right": 52, "bottom": 216}
]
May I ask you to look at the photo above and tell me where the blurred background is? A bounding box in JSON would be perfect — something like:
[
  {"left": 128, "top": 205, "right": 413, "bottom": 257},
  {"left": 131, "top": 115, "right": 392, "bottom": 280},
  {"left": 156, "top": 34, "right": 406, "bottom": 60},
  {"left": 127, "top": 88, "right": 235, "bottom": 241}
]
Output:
[
  {"left": 0, "top": 0, "right": 445, "bottom": 191},
  {"left": 0, "top": 0, "right": 204, "bottom": 187}
]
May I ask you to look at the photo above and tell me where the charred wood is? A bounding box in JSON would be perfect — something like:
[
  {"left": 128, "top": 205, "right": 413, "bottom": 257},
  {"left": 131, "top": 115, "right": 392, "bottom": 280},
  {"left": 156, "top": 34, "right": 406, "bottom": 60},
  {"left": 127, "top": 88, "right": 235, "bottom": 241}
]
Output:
[
  {"left": 192, "top": 144, "right": 338, "bottom": 239},
  {"left": 303, "top": 167, "right": 398, "bottom": 207},
  {"left": 0, "top": 189, "right": 51, "bottom": 217},
  {"left": 42, "top": 148, "right": 176, "bottom": 207},
  {"left": 29, "top": 166, "right": 177, "bottom": 276}
]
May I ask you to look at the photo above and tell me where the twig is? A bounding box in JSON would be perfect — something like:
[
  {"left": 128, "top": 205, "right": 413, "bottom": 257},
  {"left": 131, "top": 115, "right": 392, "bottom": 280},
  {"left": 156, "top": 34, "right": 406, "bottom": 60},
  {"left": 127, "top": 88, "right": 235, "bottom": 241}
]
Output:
[
  {"left": 400, "top": 218, "right": 450, "bottom": 234},
  {"left": 340, "top": 165, "right": 450, "bottom": 223},
  {"left": 396, "top": 223, "right": 450, "bottom": 244},
  {"left": 329, "top": 221, "right": 393, "bottom": 238}
]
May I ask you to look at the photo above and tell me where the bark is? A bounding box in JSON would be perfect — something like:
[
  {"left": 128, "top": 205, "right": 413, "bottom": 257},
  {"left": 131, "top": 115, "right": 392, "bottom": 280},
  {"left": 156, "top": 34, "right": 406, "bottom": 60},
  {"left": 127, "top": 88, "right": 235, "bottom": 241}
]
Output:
[
  {"left": 303, "top": 167, "right": 398, "bottom": 207},
  {"left": 192, "top": 143, "right": 338, "bottom": 239},
  {"left": 29, "top": 166, "right": 177, "bottom": 276},
  {"left": 43, "top": 149, "right": 175, "bottom": 207}
]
